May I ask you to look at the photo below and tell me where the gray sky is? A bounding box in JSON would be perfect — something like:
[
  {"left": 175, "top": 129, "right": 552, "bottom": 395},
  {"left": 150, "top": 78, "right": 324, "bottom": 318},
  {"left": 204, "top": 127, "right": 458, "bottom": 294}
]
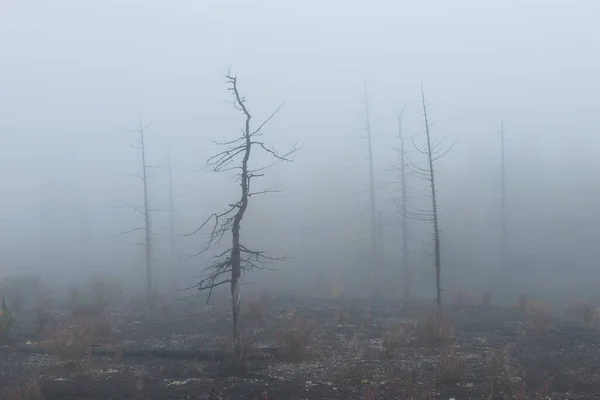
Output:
[{"left": 1, "top": 0, "right": 599, "bottom": 296}]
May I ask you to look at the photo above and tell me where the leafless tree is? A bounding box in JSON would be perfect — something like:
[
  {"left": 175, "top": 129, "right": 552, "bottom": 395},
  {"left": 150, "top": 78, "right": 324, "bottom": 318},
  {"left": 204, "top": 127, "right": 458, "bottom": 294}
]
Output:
[
  {"left": 402, "top": 85, "right": 455, "bottom": 322},
  {"left": 499, "top": 119, "right": 507, "bottom": 270},
  {"left": 187, "top": 73, "right": 298, "bottom": 369},
  {"left": 165, "top": 146, "right": 179, "bottom": 291},
  {"left": 394, "top": 105, "right": 411, "bottom": 302},
  {"left": 363, "top": 80, "right": 383, "bottom": 297},
  {"left": 113, "top": 119, "right": 160, "bottom": 301}
]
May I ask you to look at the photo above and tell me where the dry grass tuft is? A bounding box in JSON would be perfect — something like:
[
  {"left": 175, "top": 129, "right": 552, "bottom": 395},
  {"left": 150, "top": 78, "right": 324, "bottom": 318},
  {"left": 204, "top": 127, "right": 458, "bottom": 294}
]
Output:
[
  {"left": 486, "top": 346, "right": 520, "bottom": 399},
  {"left": 437, "top": 342, "right": 466, "bottom": 384},
  {"left": 242, "top": 293, "right": 270, "bottom": 327},
  {"left": 275, "top": 316, "right": 316, "bottom": 360},
  {"left": 381, "top": 325, "right": 408, "bottom": 359},
  {"left": 42, "top": 322, "right": 94, "bottom": 360},
  {"left": 334, "top": 305, "right": 349, "bottom": 325},
  {"left": 5, "top": 378, "right": 43, "bottom": 400},
  {"left": 523, "top": 302, "right": 552, "bottom": 335},
  {"left": 564, "top": 301, "right": 600, "bottom": 328},
  {"left": 413, "top": 313, "right": 453, "bottom": 346}
]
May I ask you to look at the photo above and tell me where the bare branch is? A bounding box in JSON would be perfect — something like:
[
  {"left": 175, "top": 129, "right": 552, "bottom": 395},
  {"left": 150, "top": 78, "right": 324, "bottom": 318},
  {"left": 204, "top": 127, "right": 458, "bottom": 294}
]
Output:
[
  {"left": 112, "top": 204, "right": 146, "bottom": 216},
  {"left": 112, "top": 226, "right": 145, "bottom": 238}
]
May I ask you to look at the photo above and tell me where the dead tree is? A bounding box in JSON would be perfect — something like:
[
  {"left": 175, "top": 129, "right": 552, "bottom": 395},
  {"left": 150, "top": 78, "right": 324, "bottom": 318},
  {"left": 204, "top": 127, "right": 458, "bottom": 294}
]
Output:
[
  {"left": 363, "top": 80, "right": 383, "bottom": 297},
  {"left": 403, "top": 85, "right": 455, "bottom": 322},
  {"left": 394, "top": 105, "right": 411, "bottom": 302},
  {"left": 187, "top": 73, "right": 298, "bottom": 369},
  {"left": 113, "top": 119, "right": 157, "bottom": 301},
  {"left": 499, "top": 119, "right": 507, "bottom": 270}
]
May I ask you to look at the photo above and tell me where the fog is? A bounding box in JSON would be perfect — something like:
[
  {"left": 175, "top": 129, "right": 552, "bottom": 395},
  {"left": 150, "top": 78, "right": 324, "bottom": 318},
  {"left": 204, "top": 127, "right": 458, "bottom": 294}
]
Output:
[{"left": 1, "top": 0, "right": 600, "bottom": 305}]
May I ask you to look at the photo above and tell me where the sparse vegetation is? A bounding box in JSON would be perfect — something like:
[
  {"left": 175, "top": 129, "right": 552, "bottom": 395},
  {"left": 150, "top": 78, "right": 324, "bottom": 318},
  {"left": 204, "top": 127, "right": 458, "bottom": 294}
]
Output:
[
  {"left": 42, "top": 322, "right": 93, "bottom": 360},
  {"left": 413, "top": 312, "right": 453, "bottom": 346},
  {"left": 381, "top": 324, "right": 408, "bottom": 359},
  {"left": 486, "top": 346, "right": 520, "bottom": 399},
  {"left": 5, "top": 378, "right": 43, "bottom": 400},
  {"left": 275, "top": 316, "right": 316, "bottom": 360},
  {"left": 437, "top": 342, "right": 466, "bottom": 384}
]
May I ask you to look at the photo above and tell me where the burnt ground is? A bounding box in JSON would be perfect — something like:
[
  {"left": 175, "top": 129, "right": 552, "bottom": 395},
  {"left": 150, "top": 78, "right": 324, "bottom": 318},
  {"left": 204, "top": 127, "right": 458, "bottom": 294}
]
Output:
[{"left": 1, "top": 295, "right": 600, "bottom": 399}]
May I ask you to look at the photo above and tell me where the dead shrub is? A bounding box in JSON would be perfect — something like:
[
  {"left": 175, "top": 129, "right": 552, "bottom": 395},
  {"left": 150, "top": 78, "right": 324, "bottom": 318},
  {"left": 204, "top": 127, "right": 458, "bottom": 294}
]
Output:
[
  {"left": 242, "top": 293, "right": 270, "bottom": 327},
  {"left": 565, "top": 301, "right": 600, "bottom": 328},
  {"left": 5, "top": 378, "right": 43, "bottom": 400},
  {"left": 255, "top": 390, "right": 272, "bottom": 400},
  {"left": 334, "top": 305, "right": 349, "bottom": 325},
  {"left": 524, "top": 303, "right": 552, "bottom": 335},
  {"left": 381, "top": 325, "right": 407, "bottom": 359},
  {"left": 362, "top": 385, "right": 378, "bottom": 400},
  {"left": 437, "top": 343, "right": 466, "bottom": 384},
  {"left": 275, "top": 316, "right": 315, "bottom": 360},
  {"left": 413, "top": 313, "right": 453, "bottom": 346},
  {"left": 238, "top": 328, "right": 256, "bottom": 369},
  {"left": 528, "top": 312, "right": 551, "bottom": 335},
  {"left": 486, "top": 346, "right": 520, "bottom": 399},
  {"left": 35, "top": 306, "right": 57, "bottom": 335},
  {"left": 42, "top": 322, "right": 93, "bottom": 360}
]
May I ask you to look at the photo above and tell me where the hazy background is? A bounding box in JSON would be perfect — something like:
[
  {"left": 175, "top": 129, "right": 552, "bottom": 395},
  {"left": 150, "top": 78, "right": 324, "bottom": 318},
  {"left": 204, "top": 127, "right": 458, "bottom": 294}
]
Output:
[{"left": 1, "top": 0, "right": 599, "bottom": 304}]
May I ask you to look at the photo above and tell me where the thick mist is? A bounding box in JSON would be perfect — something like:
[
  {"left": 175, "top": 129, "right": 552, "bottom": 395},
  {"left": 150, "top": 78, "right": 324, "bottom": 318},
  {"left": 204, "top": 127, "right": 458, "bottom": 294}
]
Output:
[{"left": 1, "top": 0, "right": 600, "bottom": 305}]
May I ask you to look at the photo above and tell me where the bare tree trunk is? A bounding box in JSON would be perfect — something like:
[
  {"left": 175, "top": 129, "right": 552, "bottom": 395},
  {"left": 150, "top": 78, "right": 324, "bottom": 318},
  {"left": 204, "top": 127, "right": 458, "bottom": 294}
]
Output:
[
  {"left": 167, "top": 147, "right": 177, "bottom": 291},
  {"left": 139, "top": 122, "right": 153, "bottom": 299},
  {"left": 188, "top": 73, "right": 297, "bottom": 370},
  {"left": 397, "top": 110, "right": 410, "bottom": 302},
  {"left": 230, "top": 88, "right": 252, "bottom": 368},
  {"left": 420, "top": 86, "right": 442, "bottom": 321},
  {"left": 500, "top": 119, "right": 507, "bottom": 270},
  {"left": 364, "top": 80, "right": 380, "bottom": 297}
]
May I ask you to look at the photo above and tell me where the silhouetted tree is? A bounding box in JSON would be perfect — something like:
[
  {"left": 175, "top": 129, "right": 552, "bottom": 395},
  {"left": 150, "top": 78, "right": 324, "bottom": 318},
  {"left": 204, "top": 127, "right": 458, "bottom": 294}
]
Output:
[
  {"left": 402, "top": 85, "right": 455, "bottom": 322},
  {"left": 394, "top": 105, "right": 411, "bottom": 303},
  {"left": 188, "top": 72, "right": 298, "bottom": 369},
  {"left": 113, "top": 119, "right": 160, "bottom": 302},
  {"left": 363, "top": 81, "right": 383, "bottom": 297}
]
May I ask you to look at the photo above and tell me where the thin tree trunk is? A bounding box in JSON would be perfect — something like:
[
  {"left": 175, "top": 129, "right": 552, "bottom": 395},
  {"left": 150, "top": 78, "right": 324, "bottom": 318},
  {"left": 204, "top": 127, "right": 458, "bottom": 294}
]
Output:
[
  {"left": 500, "top": 119, "right": 507, "bottom": 270},
  {"left": 167, "top": 147, "right": 176, "bottom": 291},
  {"left": 364, "top": 80, "right": 379, "bottom": 296},
  {"left": 398, "top": 113, "right": 410, "bottom": 302},
  {"left": 139, "top": 123, "right": 152, "bottom": 299},
  {"left": 230, "top": 86, "right": 252, "bottom": 369},
  {"left": 420, "top": 86, "right": 442, "bottom": 321}
]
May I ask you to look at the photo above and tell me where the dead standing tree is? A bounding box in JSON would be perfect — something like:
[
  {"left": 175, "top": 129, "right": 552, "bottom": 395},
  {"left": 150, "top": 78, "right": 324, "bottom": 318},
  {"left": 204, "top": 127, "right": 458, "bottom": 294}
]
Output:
[
  {"left": 393, "top": 105, "right": 411, "bottom": 302},
  {"left": 363, "top": 80, "right": 383, "bottom": 297},
  {"left": 499, "top": 119, "right": 507, "bottom": 270},
  {"left": 113, "top": 119, "right": 158, "bottom": 302},
  {"left": 403, "top": 85, "right": 455, "bottom": 322},
  {"left": 188, "top": 73, "right": 298, "bottom": 369}
]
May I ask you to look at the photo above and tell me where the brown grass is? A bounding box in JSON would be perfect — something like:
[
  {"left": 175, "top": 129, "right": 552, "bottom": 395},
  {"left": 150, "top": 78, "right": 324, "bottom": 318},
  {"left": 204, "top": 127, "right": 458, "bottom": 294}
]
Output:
[
  {"left": 437, "top": 342, "right": 466, "bottom": 383},
  {"left": 242, "top": 293, "right": 270, "bottom": 327},
  {"left": 41, "top": 322, "right": 93, "bottom": 360},
  {"left": 334, "top": 305, "right": 349, "bottom": 325},
  {"left": 275, "top": 316, "right": 316, "bottom": 360},
  {"left": 564, "top": 301, "right": 600, "bottom": 328},
  {"left": 5, "top": 378, "right": 43, "bottom": 400},
  {"left": 413, "top": 313, "right": 453, "bottom": 346},
  {"left": 486, "top": 346, "right": 520, "bottom": 398},
  {"left": 381, "top": 324, "right": 408, "bottom": 359},
  {"left": 524, "top": 302, "right": 552, "bottom": 335}
]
